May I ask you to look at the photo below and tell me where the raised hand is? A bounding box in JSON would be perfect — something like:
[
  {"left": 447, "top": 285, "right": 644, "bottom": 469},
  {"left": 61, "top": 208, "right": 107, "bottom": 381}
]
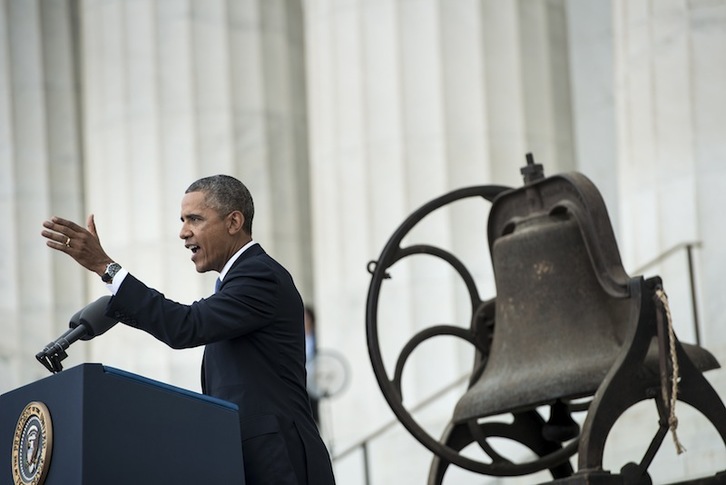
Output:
[{"left": 41, "top": 214, "right": 114, "bottom": 277}]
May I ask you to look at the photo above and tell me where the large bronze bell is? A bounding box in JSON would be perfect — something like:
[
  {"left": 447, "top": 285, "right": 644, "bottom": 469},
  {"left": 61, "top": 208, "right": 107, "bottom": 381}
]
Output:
[
  {"left": 365, "top": 156, "right": 726, "bottom": 484},
  {"left": 454, "top": 170, "right": 718, "bottom": 422},
  {"left": 450, "top": 159, "right": 726, "bottom": 483},
  {"left": 454, "top": 210, "right": 634, "bottom": 420}
]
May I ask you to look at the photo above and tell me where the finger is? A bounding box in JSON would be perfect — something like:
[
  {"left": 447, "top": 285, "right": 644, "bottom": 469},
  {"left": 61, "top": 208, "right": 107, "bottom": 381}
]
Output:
[
  {"left": 45, "top": 216, "right": 87, "bottom": 235},
  {"left": 87, "top": 214, "right": 97, "bottom": 238},
  {"left": 42, "top": 233, "right": 72, "bottom": 253},
  {"left": 41, "top": 223, "right": 72, "bottom": 249},
  {"left": 41, "top": 216, "right": 78, "bottom": 245},
  {"left": 41, "top": 226, "right": 65, "bottom": 242},
  {"left": 41, "top": 228, "right": 72, "bottom": 247}
]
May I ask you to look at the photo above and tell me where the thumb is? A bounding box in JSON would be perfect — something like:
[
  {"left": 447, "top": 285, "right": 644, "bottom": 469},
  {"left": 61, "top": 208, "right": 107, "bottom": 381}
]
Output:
[{"left": 87, "top": 214, "right": 99, "bottom": 239}]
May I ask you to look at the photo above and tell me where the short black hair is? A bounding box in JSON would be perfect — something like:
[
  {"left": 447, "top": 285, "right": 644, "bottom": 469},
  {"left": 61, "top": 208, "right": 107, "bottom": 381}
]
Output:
[{"left": 186, "top": 175, "right": 254, "bottom": 234}]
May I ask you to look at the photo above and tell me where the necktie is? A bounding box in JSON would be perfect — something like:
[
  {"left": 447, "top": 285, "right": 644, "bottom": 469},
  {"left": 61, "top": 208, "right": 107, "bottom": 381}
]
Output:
[{"left": 214, "top": 277, "right": 222, "bottom": 294}]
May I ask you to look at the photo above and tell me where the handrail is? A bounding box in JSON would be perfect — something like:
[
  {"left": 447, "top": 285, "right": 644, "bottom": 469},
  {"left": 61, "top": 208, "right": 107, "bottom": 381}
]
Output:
[
  {"left": 632, "top": 240, "right": 701, "bottom": 275},
  {"left": 631, "top": 241, "right": 702, "bottom": 346},
  {"left": 337, "top": 241, "right": 702, "bottom": 482},
  {"left": 333, "top": 373, "right": 469, "bottom": 461}
]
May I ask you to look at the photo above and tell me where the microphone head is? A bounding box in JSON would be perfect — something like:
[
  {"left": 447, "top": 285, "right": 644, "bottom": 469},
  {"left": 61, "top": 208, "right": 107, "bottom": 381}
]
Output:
[
  {"left": 69, "top": 307, "right": 84, "bottom": 329},
  {"left": 77, "top": 295, "right": 118, "bottom": 339}
]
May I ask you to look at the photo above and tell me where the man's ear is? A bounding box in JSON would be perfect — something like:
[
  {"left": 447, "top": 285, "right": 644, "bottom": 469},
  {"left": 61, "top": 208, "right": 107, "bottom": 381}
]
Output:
[{"left": 227, "top": 211, "right": 244, "bottom": 235}]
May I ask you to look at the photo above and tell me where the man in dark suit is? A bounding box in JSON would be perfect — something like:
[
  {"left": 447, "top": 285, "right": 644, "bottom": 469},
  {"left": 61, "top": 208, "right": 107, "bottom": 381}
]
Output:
[{"left": 41, "top": 175, "right": 336, "bottom": 485}]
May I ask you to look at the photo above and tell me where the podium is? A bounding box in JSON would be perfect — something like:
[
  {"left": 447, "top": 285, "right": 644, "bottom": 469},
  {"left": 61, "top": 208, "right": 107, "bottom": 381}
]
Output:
[{"left": 0, "top": 364, "right": 245, "bottom": 485}]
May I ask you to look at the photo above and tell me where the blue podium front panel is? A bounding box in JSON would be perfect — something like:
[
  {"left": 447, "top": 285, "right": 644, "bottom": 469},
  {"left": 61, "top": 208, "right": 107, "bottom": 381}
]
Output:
[{"left": 0, "top": 364, "right": 245, "bottom": 485}]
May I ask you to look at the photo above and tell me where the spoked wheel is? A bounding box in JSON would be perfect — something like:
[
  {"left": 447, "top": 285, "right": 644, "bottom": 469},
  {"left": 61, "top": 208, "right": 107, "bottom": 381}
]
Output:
[
  {"left": 428, "top": 411, "right": 576, "bottom": 482},
  {"left": 365, "top": 185, "right": 578, "bottom": 478}
]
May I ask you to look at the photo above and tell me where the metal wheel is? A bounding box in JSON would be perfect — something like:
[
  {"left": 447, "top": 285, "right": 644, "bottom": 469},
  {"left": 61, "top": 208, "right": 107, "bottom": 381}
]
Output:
[{"left": 366, "top": 184, "right": 578, "bottom": 477}]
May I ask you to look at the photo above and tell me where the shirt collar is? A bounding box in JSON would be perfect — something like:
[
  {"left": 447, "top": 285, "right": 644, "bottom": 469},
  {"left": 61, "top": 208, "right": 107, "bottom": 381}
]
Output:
[{"left": 218, "top": 240, "right": 257, "bottom": 282}]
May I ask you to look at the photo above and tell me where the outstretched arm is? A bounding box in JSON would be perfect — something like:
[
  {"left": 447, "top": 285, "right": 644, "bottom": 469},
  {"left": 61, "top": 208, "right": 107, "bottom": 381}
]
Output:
[{"left": 41, "top": 214, "right": 115, "bottom": 278}]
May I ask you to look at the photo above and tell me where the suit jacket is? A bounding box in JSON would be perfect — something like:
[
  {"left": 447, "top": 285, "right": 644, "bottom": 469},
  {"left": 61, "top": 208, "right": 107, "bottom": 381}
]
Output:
[{"left": 106, "top": 244, "right": 335, "bottom": 485}]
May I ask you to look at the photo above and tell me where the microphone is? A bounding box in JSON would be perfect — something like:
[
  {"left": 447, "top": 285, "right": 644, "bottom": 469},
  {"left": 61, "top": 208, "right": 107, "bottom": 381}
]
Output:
[
  {"left": 70, "top": 295, "right": 118, "bottom": 340},
  {"left": 36, "top": 296, "right": 118, "bottom": 373},
  {"left": 37, "top": 308, "right": 83, "bottom": 354}
]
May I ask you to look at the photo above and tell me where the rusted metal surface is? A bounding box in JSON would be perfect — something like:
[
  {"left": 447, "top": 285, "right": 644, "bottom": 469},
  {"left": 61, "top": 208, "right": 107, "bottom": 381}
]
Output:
[{"left": 366, "top": 156, "right": 726, "bottom": 484}]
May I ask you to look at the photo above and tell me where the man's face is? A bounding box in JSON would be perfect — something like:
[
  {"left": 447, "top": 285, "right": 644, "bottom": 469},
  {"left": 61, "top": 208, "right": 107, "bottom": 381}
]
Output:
[{"left": 179, "top": 191, "right": 233, "bottom": 273}]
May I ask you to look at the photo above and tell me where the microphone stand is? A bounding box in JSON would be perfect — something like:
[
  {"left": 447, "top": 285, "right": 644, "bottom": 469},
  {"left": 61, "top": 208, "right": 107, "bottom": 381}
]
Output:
[
  {"left": 36, "top": 347, "right": 67, "bottom": 374},
  {"left": 35, "top": 296, "right": 115, "bottom": 374}
]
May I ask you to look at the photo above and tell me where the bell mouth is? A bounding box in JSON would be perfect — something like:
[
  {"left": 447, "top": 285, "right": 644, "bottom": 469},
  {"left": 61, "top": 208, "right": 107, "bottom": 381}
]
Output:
[{"left": 452, "top": 355, "right": 612, "bottom": 423}]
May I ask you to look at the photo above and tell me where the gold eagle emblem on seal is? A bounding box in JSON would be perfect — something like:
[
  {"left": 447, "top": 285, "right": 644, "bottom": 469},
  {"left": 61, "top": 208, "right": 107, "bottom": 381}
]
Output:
[{"left": 12, "top": 401, "right": 53, "bottom": 485}]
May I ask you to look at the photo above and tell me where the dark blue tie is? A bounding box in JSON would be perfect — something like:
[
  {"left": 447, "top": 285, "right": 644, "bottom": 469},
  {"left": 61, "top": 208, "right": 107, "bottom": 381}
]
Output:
[{"left": 215, "top": 277, "right": 222, "bottom": 294}]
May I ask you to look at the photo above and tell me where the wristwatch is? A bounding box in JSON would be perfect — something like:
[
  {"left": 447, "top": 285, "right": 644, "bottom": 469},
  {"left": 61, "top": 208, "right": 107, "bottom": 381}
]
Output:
[{"left": 101, "top": 262, "right": 122, "bottom": 283}]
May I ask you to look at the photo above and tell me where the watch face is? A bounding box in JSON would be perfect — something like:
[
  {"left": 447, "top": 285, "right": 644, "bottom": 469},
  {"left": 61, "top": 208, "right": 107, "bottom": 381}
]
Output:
[
  {"left": 103, "top": 263, "right": 121, "bottom": 282},
  {"left": 108, "top": 263, "right": 120, "bottom": 277}
]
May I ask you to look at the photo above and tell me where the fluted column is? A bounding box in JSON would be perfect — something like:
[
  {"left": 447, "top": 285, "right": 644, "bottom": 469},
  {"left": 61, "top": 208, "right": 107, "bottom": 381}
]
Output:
[
  {"left": 614, "top": 1, "right": 726, "bottom": 346},
  {"left": 613, "top": 2, "right": 726, "bottom": 478},
  {"left": 0, "top": 0, "right": 86, "bottom": 392},
  {"left": 0, "top": 0, "right": 312, "bottom": 412},
  {"left": 77, "top": 0, "right": 313, "bottom": 389},
  {"left": 305, "top": 0, "right": 577, "bottom": 479}
]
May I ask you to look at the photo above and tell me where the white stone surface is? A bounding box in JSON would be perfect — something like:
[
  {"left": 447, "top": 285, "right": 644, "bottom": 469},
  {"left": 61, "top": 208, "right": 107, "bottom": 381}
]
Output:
[{"left": 1, "top": 0, "right": 725, "bottom": 484}]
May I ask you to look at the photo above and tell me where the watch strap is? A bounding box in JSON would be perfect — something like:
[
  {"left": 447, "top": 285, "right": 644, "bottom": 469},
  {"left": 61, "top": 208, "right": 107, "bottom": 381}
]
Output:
[{"left": 101, "top": 262, "right": 122, "bottom": 283}]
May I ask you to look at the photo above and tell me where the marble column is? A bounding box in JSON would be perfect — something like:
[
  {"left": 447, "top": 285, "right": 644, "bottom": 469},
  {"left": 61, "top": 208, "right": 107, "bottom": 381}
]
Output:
[
  {"left": 3, "top": 0, "right": 725, "bottom": 482},
  {"left": 0, "top": 0, "right": 313, "bottom": 394},
  {"left": 612, "top": 1, "right": 726, "bottom": 480},
  {"left": 305, "top": 0, "right": 578, "bottom": 482},
  {"left": 77, "top": 0, "right": 313, "bottom": 388},
  {"left": 615, "top": 0, "right": 726, "bottom": 348},
  {"left": 0, "top": 0, "right": 87, "bottom": 392}
]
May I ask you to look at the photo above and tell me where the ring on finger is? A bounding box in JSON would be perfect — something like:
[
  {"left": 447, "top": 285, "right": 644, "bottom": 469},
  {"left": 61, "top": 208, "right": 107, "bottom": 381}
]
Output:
[{"left": 65, "top": 237, "right": 71, "bottom": 248}]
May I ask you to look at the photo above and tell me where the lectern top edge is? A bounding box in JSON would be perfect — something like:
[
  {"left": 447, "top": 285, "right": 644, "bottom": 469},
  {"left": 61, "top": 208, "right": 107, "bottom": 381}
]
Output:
[{"left": 102, "top": 365, "right": 239, "bottom": 411}]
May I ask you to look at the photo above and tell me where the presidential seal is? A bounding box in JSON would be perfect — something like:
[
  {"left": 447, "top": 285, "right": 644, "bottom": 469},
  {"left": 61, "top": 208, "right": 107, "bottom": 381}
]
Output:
[{"left": 11, "top": 401, "right": 53, "bottom": 485}]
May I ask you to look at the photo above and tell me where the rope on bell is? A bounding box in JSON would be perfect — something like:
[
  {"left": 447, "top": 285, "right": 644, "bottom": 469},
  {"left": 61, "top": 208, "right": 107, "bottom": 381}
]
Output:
[{"left": 655, "top": 288, "right": 686, "bottom": 454}]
